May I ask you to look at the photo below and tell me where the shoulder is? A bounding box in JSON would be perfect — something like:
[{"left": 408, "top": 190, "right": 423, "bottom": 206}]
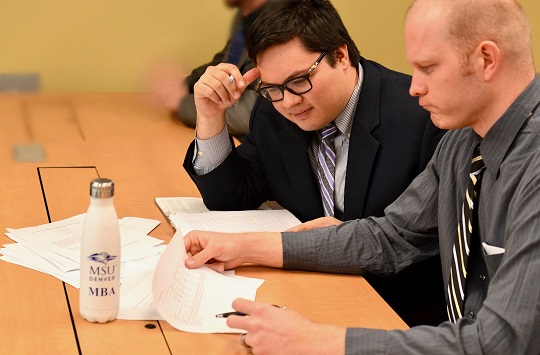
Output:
[
  {"left": 361, "top": 57, "right": 412, "bottom": 90},
  {"left": 432, "top": 128, "right": 476, "bottom": 166},
  {"left": 360, "top": 57, "right": 420, "bottom": 114}
]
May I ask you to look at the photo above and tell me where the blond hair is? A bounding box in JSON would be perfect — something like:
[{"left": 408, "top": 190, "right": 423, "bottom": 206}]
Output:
[{"left": 408, "top": 0, "right": 534, "bottom": 71}]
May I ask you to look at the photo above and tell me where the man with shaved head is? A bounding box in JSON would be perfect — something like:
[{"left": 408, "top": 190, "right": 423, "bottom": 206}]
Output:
[{"left": 183, "top": 0, "right": 540, "bottom": 353}]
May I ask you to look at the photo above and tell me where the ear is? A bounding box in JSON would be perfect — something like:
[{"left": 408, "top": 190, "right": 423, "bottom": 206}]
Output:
[
  {"left": 475, "top": 40, "right": 500, "bottom": 81},
  {"left": 334, "top": 43, "right": 350, "bottom": 67}
]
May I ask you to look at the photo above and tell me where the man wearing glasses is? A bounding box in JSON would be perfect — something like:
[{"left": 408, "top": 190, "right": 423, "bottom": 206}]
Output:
[{"left": 183, "top": 0, "right": 446, "bottom": 326}]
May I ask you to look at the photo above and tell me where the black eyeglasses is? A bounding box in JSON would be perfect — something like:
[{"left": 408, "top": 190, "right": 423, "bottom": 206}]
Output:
[{"left": 256, "top": 51, "right": 327, "bottom": 102}]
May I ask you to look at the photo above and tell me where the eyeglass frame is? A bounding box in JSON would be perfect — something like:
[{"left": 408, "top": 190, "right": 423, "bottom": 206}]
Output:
[{"left": 256, "top": 51, "right": 327, "bottom": 102}]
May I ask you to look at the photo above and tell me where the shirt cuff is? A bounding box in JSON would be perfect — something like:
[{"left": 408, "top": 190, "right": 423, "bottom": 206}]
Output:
[{"left": 192, "top": 125, "right": 233, "bottom": 175}]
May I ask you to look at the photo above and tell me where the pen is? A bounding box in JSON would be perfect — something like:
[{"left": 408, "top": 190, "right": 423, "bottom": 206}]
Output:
[
  {"left": 215, "top": 305, "right": 286, "bottom": 318},
  {"left": 215, "top": 311, "right": 247, "bottom": 318}
]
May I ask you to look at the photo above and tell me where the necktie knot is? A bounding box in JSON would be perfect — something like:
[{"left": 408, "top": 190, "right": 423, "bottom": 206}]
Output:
[
  {"left": 470, "top": 146, "right": 485, "bottom": 175},
  {"left": 319, "top": 123, "right": 338, "bottom": 141}
]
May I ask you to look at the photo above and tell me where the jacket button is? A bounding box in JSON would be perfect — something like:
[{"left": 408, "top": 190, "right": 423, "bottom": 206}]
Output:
[
  {"left": 479, "top": 274, "right": 486, "bottom": 281},
  {"left": 467, "top": 311, "right": 475, "bottom": 319}
]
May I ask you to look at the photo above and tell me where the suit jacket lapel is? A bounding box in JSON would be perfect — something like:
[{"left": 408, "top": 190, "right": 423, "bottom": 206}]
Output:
[
  {"left": 279, "top": 126, "right": 325, "bottom": 220},
  {"left": 344, "top": 58, "right": 381, "bottom": 220}
]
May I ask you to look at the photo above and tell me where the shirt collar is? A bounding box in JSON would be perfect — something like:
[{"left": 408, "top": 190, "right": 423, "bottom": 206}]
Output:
[
  {"left": 334, "top": 63, "right": 364, "bottom": 139},
  {"left": 480, "top": 75, "right": 540, "bottom": 177}
]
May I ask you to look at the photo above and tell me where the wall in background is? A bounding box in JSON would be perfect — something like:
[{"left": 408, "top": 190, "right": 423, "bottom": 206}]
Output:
[{"left": 1, "top": 0, "right": 538, "bottom": 92}]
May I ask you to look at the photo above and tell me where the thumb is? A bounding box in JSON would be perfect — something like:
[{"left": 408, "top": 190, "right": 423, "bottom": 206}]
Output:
[
  {"left": 243, "top": 67, "right": 260, "bottom": 87},
  {"left": 185, "top": 246, "right": 218, "bottom": 269}
]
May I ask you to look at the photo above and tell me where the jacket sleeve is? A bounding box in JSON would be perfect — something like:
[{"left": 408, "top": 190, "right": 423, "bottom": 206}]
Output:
[{"left": 183, "top": 118, "right": 272, "bottom": 211}]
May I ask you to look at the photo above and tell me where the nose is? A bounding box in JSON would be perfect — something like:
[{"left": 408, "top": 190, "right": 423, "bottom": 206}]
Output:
[
  {"left": 409, "top": 71, "right": 427, "bottom": 97},
  {"left": 280, "top": 89, "right": 302, "bottom": 108}
]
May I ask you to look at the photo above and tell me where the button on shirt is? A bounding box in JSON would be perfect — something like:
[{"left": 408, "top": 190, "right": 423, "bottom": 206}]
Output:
[
  {"left": 281, "top": 76, "right": 540, "bottom": 353},
  {"left": 193, "top": 65, "right": 364, "bottom": 220}
]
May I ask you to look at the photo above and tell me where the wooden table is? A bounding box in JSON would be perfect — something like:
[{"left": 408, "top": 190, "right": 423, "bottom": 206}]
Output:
[{"left": 0, "top": 93, "right": 407, "bottom": 354}]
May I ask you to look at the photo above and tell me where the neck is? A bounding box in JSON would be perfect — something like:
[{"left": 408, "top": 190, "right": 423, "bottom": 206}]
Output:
[{"left": 473, "top": 70, "right": 536, "bottom": 137}]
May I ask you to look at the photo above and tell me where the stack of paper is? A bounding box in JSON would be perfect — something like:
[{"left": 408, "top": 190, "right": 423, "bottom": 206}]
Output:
[
  {"left": 1, "top": 214, "right": 167, "bottom": 320},
  {"left": 1, "top": 203, "right": 302, "bottom": 330}
]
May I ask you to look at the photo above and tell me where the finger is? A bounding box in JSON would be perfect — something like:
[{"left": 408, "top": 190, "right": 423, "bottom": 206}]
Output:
[
  {"left": 227, "top": 299, "right": 278, "bottom": 329},
  {"left": 185, "top": 244, "right": 220, "bottom": 268},
  {"left": 213, "top": 64, "right": 244, "bottom": 99},
  {"left": 199, "top": 75, "right": 234, "bottom": 105},
  {"left": 194, "top": 80, "right": 223, "bottom": 106},
  {"left": 232, "top": 298, "right": 261, "bottom": 315},
  {"left": 214, "top": 70, "right": 242, "bottom": 102},
  {"left": 228, "top": 67, "right": 260, "bottom": 90},
  {"left": 239, "top": 332, "right": 252, "bottom": 349},
  {"left": 243, "top": 67, "right": 261, "bottom": 87},
  {"left": 226, "top": 67, "right": 245, "bottom": 89},
  {"left": 226, "top": 313, "right": 250, "bottom": 331},
  {"left": 183, "top": 235, "right": 198, "bottom": 256},
  {"left": 205, "top": 262, "right": 225, "bottom": 273}
]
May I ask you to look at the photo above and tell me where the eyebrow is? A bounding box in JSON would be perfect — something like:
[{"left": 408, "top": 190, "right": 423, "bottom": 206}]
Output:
[{"left": 259, "top": 67, "right": 311, "bottom": 87}]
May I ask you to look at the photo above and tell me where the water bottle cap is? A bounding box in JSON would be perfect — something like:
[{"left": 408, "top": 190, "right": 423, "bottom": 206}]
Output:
[{"left": 89, "top": 178, "right": 114, "bottom": 198}]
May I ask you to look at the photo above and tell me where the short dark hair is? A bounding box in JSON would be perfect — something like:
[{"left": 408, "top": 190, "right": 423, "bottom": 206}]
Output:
[{"left": 247, "top": 0, "right": 361, "bottom": 68}]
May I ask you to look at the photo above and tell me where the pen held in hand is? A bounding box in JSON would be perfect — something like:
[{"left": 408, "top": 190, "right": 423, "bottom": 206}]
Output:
[
  {"left": 215, "top": 311, "right": 247, "bottom": 318},
  {"left": 215, "top": 305, "right": 286, "bottom": 318}
]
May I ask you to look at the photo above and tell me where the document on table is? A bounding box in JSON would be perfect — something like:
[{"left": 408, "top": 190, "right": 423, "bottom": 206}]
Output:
[
  {"left": 169, "top": 209, "right": 301, "bottom": 235},
  {"left": 154, "top": 197, "right": 213, "bottom": 216},
  {"left": 5, "top": 214, "right": 163, "bottom": 271},
  {"left": 2, "top": 215, "right": 163, "bottom": 288},
  {"left": 118, "top": 255, "right": 165, "bottom": 321},
  {"left": 154, "top": 197, "right": 271, "bottom": 229},
  {"left": 152, "top": 230, "right": 264, "bottom": 333}
]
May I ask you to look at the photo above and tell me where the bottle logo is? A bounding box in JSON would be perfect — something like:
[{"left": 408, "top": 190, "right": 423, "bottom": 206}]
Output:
[{"left": 88, "top": 252, "right": 117, "bottom": 265}]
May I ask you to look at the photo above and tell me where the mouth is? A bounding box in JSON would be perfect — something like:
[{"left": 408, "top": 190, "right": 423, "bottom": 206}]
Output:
[
  {"left": 420, "top": 103, "right": 431, "bottom": 111},
  {"left": 289, "top": 107, "right": 312, "bottom": 120}
]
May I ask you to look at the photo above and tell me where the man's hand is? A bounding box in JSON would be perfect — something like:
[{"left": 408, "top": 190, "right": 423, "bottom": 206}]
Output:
[
  {"left": 194, "top": 64, "right": 259, "bottom": 139},
  {"left": 227, "top": 298, "right": 346, "bottom": 355},
  {"left": 183, "top": 230, "right": 246, "bottom": 272},
  {"left": 286, "top": 216, "right": 342, "bottom": 232},
  {"left": 183, "top": 230, "right": 284, "bottom": 271}
]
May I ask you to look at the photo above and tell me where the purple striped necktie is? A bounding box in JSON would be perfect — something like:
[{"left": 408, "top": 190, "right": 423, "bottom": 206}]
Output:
[{"left": 316, "top": 123, "right": 338, "bottom": 217}]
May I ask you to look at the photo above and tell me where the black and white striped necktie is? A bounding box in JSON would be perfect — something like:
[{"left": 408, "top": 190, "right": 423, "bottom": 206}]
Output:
[{"left": 447, "top": 144, "right": 486, "bottom": 323}]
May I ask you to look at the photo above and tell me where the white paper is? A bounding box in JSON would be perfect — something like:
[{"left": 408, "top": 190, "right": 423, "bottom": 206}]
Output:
[
  {"left": 6, "top": 214, "right": 85, "bottom": 262},
  {"left": 152, "top": 231, "right": 264, "bottom": 333},
  {"left": 2, "top": 215, "right": 166, "bottom": 316},
  {"left": 119, "top": 216, "right": 160, "bottom": 234},
  {"left": 5, "top": 214, "right": 164, "bottom": 264},
  {"left": 118, "top": 258, "right": 164, "bottom": 320},
  {"left": 155, "top": 197, "right": 271, "bottom": 229},
  {"left": 1, "top": 243, "right": 80, "bottom": 287},
  {"left": 169, "top": 209, "right": 301, "bottom": 236},
  {"left": 6, "top": 233, "right": 80, "bottom": 272},
  {"left": 155, "top": 197, "right": 213, "bottom": 216}
]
